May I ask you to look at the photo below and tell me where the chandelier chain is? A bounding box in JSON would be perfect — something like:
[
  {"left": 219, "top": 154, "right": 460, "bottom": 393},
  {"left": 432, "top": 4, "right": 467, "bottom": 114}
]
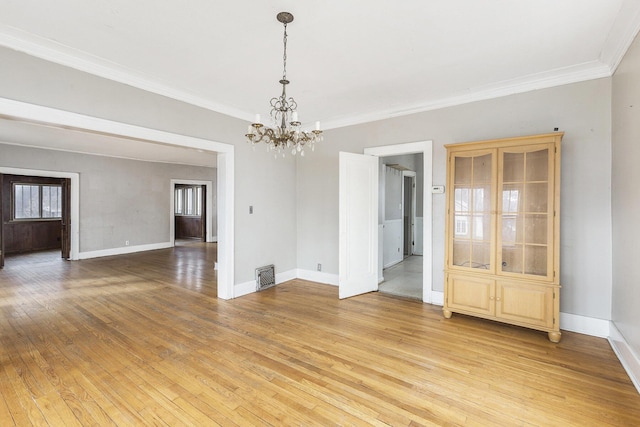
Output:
[{"left": 282, "top": 23, "right": 288, "bottom": 81}]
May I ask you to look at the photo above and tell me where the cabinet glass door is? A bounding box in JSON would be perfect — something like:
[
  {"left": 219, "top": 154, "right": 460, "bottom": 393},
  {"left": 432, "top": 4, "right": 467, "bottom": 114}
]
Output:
[
  {"left": 451, "top": 152, "right": 494, "bottom": 271},
  {"left": 499, "top": 146, "right": 553, "bottom": 278}
]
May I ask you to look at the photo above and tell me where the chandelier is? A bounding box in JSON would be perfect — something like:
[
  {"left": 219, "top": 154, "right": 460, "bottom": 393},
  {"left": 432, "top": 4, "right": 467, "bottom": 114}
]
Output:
[{"left": 245, "top": 12, "right": 323, "bottom": 157}]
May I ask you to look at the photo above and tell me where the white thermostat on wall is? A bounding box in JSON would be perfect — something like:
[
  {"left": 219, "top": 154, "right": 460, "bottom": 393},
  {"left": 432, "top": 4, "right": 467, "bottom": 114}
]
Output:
[{"left": 431, "top": 185, "right": 445, "bottom": 194}]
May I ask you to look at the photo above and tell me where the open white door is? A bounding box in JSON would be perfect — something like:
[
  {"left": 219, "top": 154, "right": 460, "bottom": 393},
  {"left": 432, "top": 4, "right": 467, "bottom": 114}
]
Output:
[{"left": 339, "top": 152, "right": 379, "bottom": 299}]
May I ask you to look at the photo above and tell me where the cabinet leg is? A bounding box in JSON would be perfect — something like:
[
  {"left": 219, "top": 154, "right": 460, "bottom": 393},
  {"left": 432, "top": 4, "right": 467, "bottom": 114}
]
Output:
[
  {"left": 443, "top": 309, "right": 452, "bottom": 319},
  {"left": 548, "top": 331, "right": 561, "bottom": 343}
]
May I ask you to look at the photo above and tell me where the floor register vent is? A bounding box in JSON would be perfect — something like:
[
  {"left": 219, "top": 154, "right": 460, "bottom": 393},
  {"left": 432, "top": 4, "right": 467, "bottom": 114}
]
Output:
[{"left": 255, "top": 264, "right": 276, "bottom": 291}]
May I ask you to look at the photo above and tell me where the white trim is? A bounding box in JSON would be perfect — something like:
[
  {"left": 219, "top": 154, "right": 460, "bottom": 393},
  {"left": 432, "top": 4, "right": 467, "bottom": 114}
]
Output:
[
  {"left": 0, "top": 166, "right": 80, "bottom": 261},
  {"left": 609, "top": 322, "right": 640, "bottom": 394},
  {"left": 430, "top": 291, "right": 444, "bottom": 306},
  {"left": 365, "top": 141, "right": 434, "bottom": 304},
  {"left": 0, "top": 25, "right": 253, "bottom": 123},
  {"left": 169, "top": 179, "right": 214, "bottom": 244},
  {"left": 234, "top": 280, "right": 256, "bottom": 298},
  {"left": 217, "top": 151, "right": 234, "bottom": 299},
  {"left": 276, "top": 269, "right": 298, "bottom": 285},
  {"left": 427, "top": 294, "right": 613, "bottom": 339},
  {"left": 297, "top": 269, "right": 339, "bottom": 286},
  {"left": 0, "top": 97, "right": 235, "bottom": 301},
  {"left": 0, "top": 140, "right": 214, "bottom": 168},
  {"left": 559, "top": 312, "right": 610, "bottom": 338},
  {"left": 0, "top": 98, "right": 233, "bottom": 154},
  {"left": 0, "top": 25, "right": 627, "bottom": 132},
  {"left": 600, "top": 0, "right": 640, "bottom": 74},
  {"left": 234, "top": 269, "right": 299, "bottom": 298},
  {"left": 323, "top": 61, "right": 612, "bottom": 130},
  {"left": 79, "top": 241, "right": 172, "bottom": 260}
]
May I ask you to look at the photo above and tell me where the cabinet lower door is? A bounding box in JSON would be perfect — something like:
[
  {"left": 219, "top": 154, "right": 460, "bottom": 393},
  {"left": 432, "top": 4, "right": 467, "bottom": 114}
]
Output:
[
  {"left": 495, "top": 281, "right": 555, "bottom": 328},
  {"left": 446, "top": 274, "right": 495, "bottom": 316}
]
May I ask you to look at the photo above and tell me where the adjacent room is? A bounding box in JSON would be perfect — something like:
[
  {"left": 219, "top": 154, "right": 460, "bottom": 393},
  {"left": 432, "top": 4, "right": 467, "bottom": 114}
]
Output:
[{"left": 1, "top": 1, "right": 639, "bottom": 425}]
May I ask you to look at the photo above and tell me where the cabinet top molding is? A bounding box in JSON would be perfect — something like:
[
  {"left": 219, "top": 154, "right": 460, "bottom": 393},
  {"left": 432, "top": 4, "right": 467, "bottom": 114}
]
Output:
[{"left": 445, "top": 132, "right": 564, "bottom": 150}]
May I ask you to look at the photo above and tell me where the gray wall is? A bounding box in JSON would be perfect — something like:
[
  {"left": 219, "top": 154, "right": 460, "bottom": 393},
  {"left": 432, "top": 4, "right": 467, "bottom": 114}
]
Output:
[
  {"left": 0, "top": 45, "right": 620, "bottom": 322},
  {"left": 0, "top": 144, "right": 215, "bottom": 252},
  {"left": 296, "top": 78, "right": 613, "bottom": 320},
  {"left": 381, "top": 153, "right": 424, "bottom": 218},
  {"left": 0, "top": 47, "right": 297, "bottom": 283},
  {"left": 383, "top": 166, "right": 403, "bottom": 221},
  {"left": 612, "top": 33, "right": 640, "bottom": 356}
]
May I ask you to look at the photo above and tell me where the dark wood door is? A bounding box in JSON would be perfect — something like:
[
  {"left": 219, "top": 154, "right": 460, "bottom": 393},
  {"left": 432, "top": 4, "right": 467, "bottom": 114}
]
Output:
[
  {"left": 61, "top": 178, "right": 71, "bottom": 259},
  {"left": 201, "top": 185, "right": 207, "bottom": 242},
  {"left": 0, "top": 174, "right": 4, "bottom": 268}
]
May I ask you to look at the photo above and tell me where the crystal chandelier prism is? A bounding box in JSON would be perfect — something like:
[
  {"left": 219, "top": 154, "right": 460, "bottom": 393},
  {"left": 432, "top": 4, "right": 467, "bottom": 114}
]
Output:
[{"left": 245, "top": 12, "right": 323, "bottom": 157}]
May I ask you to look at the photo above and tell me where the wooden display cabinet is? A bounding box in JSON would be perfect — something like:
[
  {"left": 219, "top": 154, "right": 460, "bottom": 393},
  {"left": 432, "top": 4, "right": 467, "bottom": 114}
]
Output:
[{"left": 442, "top": 133, "right": 562, "bottom": 342}]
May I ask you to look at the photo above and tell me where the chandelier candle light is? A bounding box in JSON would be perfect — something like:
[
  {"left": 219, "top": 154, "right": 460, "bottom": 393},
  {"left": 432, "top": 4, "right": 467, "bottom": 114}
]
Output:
[{"left": 245, "top": 12, "right": 323, "bottom": 157}]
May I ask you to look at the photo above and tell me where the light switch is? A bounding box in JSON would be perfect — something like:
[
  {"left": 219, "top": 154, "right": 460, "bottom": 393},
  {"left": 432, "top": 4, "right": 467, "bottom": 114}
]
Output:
[{"left": 249, "top": 206, "right": 253, "bottom": 214}]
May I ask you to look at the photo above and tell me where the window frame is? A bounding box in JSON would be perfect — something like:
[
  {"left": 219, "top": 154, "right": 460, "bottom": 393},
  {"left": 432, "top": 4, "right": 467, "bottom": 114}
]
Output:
[
  {"left": 12, "top": 182, "right": 63, "bottom": 221},
  {"left": 174, "top": 185, "right": 202, "bottom": 217}
]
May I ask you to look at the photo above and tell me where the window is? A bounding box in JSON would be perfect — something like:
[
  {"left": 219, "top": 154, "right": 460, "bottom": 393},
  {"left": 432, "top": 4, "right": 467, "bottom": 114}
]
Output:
[
  {"left": 13, "top": 183, "right": 62, "bottom": 219},
  {"left": 174, "top": 185, "right": 202, "bottom": 216},
  {"left": 455, "top": 216, "right": 469, "bottom": 236}
]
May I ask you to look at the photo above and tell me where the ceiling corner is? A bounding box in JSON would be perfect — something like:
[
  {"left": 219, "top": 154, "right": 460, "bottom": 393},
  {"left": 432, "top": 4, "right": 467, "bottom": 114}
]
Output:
[{"left": 599, "top": 0, "right": 640, "bottom": 74}]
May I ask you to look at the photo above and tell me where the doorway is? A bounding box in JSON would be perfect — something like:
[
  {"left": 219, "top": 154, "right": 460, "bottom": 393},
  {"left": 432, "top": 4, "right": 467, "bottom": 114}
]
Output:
[
  {"left": 173, "top": 183, "right": 207, "bottom": 243},
  {"left": 338, "top": 140, "right": 433, "bottom": 303},
  {"left": 0, "top": 169, "right": 78, "bottom": 269},
  {"left": 378, "top": 158, "right": 421, "bottom": 300},
  {"left": 170, "top": 180, "right": 215, "bottom": 247},
  {"left": 0, "top": 98, "right": 235, "bottom": 299},
  {"left": 403, "top": 172, "right": 416, "bottom": 258}
]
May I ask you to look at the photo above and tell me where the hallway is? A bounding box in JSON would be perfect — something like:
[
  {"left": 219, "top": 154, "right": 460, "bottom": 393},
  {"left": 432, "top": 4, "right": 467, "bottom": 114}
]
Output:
[{"left": 378, "top": 255, "right": 422, "bottom": 300}]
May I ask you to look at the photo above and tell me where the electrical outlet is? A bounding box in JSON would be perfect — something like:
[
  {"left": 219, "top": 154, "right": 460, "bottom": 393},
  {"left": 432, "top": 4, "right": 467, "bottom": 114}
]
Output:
[
  {"left": 125, "top": 240, "right": 130, "bottom": 246},
  {"left": 249, "top": 206, "right": 253, "bottom": 214},
  {"left": 317, "top": 263, "right": 322, "bottom": 271}
]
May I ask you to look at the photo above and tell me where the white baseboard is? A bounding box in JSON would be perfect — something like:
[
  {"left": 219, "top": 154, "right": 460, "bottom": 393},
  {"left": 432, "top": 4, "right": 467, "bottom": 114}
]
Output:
[
  {"left": 296, "top": 269, "right": 339, "bottom": 286},
  {"left": 609, "top": 323, "right": 640, "bottom": 394},
  {"left": 234, "top": 269, "right": 299, "bottom": 298},
  {"left": 423, "top": 295, "right": 611, "bottom": 339},
  {"left": 560, "top": 312, "right": 610, "bottom": 338},
  {"left": 429, "top": 290, "right": 444, "bottom": 306},
  {"left": 384, "top": 260, "right": 403, "bottom": 269},
  {"left": 234, "top": 280, "right": 255, "bottom": 298},
  {"left": 78, "top": 242, "right": 173, "bottom": 260},
  {"left": 276, "top": 269, "right": 298, "bottom": 284}
]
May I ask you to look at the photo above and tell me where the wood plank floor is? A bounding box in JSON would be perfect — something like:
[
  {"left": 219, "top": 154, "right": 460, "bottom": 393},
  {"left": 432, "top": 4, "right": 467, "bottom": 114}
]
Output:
[{"left": 1, "top": 243, "right": 638, "bottom": 426}]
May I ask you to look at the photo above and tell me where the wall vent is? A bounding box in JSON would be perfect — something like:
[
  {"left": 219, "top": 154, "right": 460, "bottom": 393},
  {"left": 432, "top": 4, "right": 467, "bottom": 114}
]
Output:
[{"left": 255, "top": 264, "right": 276, "bottom": 291}]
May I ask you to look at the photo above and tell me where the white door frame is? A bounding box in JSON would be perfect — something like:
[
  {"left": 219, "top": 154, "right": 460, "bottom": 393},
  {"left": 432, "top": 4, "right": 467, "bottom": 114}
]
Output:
[
  {"left": 364, "top": 140, "right": 434, "bottom": 303},
  {"left": 0, "top": 98, "right": 235, "bottom": 299}
]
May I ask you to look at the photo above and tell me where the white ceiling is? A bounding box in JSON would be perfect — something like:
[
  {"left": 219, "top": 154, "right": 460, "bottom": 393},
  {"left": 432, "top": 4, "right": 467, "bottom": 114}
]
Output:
[{"left": 1, "top": 0, "right": 640, "bottom": 165}]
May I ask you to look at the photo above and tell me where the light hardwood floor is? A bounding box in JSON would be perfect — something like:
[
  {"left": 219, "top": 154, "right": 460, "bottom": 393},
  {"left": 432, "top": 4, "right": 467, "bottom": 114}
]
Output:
[{"left": 1, "top": 243, "right": 638, "bottom": 426}]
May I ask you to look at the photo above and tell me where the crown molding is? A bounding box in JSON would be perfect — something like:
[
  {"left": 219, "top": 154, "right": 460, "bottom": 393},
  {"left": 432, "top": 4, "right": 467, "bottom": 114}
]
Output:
[
  {"left": 0, "top": 25, "right": 254, "bottom": 123},
  {"left": 599, "top": 0, "right": 640, "bottom": 73},
  {"left": 321, "top": 60, "right": 612, "bottom": 130},
  {"left": 2, "top": 8, "right": 638, "bottom": 134}
]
